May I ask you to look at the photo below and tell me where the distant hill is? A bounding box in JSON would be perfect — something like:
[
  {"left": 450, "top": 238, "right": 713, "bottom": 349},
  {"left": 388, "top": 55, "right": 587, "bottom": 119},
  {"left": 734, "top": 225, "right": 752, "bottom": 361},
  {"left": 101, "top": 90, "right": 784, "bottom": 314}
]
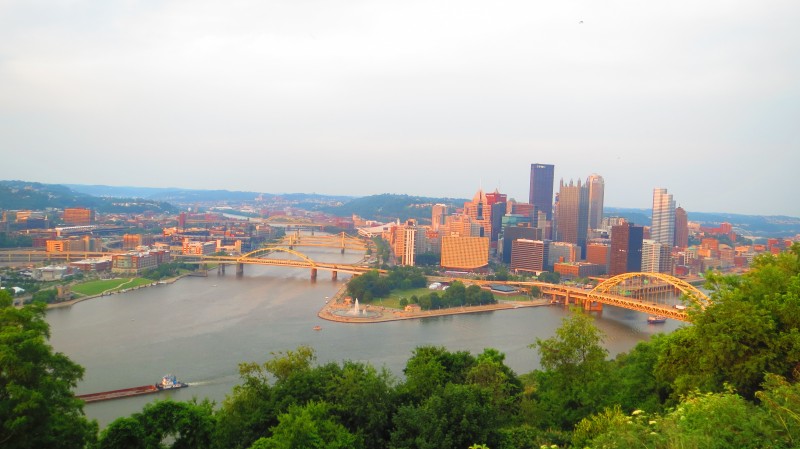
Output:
[
  {"left": 317, "top": 194, "right": 468, "bottom": 223},
  {"left": 605, "top": 207, "right": 800, "bottom": 237},
  {"left": 0, "top": 181, "right": 176, "bottom": 214},
  {"left": 65, "top": 184, "right": 354, "bottom": 205}
]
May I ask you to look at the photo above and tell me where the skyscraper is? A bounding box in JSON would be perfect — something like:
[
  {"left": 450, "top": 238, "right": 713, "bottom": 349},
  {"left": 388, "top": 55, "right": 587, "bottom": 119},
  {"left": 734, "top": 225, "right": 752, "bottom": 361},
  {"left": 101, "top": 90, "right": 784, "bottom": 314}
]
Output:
[
  {"left": 431, "top": 204, "right": 448, "bottom": 232},
  {"left": 587, "top": 174, "right": 604, "bottom": 230},
  {"left": 529, "top": 163, "right": 554, "bottom": 220},
  {"left": 610, "top": 221, "right": 644, "bottom": 275},
  {"left": 651, "top": 188, "right": 676, "bottom": 248},
  {"left": 463, "top": 188, "right": 492, "bottom": 239},
  {"left": 555, "top": 179, "right": 589, "bottom": 258},
  {"left": 674, "top": 207, "right": 688, "bottom": 249}
]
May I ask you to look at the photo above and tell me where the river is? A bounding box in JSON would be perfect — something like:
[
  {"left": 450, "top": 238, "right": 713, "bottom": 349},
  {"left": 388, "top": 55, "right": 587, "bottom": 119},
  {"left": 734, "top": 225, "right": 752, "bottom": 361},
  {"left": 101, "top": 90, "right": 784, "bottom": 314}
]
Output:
[{"left": 45, "top": 245, "right": 683, "bottom": 427}]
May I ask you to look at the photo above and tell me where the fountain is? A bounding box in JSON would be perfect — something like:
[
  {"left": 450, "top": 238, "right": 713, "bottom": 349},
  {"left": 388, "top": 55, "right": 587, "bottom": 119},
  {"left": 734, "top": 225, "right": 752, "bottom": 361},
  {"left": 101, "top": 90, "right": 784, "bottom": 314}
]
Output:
[{"left": 331, "top": 297, "right": 380, "bottom": 319}]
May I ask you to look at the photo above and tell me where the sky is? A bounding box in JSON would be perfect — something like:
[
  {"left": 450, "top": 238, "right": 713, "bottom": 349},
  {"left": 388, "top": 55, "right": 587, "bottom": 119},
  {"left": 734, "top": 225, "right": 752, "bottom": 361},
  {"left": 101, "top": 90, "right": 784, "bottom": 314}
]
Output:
[{"left": 1, "top": 0, "right": 798, "bottom": 216}]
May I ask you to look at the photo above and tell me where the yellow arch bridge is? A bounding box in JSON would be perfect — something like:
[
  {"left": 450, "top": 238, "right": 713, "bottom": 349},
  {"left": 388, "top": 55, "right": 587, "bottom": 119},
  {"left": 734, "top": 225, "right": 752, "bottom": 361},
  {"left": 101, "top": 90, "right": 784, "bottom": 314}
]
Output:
[
  {"left": 465, "top": 272, "right": 710, "bottom": 322},
  {"left": 179, "top": 247, "right": 382, "bottom": 281}
]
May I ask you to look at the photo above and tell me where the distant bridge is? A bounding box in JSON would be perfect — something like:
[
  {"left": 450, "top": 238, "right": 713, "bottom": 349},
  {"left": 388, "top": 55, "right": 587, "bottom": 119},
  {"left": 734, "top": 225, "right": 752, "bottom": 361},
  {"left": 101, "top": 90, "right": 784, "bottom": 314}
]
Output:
[{"left": 177, "top": 247, "right": 381, "bottom": 281}]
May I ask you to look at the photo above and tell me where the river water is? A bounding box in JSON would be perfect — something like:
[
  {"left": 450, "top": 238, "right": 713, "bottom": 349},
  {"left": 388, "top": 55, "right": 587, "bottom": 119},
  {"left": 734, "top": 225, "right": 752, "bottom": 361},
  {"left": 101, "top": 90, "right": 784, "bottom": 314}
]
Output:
[{"left": 45, "top": 245, "right": 683, "bottom": 427}]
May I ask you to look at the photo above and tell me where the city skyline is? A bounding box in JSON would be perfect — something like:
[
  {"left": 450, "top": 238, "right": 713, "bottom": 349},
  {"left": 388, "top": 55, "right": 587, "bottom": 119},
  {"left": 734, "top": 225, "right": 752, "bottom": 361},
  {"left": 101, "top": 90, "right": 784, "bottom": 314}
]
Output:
[{"left": 1, "top": 1, "right": 798, "bottom": 216}]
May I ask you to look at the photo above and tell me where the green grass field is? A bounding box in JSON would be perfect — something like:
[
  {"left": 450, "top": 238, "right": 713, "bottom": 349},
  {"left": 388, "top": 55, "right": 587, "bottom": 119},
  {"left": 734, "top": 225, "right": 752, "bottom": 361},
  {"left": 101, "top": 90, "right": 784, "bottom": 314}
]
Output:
[{"left": 71, "top": 278, "right": 154, "bottom": 297}]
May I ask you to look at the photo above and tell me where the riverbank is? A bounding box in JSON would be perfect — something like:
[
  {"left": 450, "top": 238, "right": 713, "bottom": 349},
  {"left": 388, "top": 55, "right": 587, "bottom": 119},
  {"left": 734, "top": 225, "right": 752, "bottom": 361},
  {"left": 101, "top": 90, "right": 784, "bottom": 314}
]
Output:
[
  {"left": 46, "top": 274, "right": 188, "bottom": 309},
  {"left": 317, "top": 283, "right": 552, "bottom": 323}
]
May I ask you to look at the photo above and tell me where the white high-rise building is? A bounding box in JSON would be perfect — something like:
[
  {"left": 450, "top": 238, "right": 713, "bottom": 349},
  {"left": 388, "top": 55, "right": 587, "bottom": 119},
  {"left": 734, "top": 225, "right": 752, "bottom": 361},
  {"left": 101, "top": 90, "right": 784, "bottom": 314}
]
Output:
[
  {"left": 651, "top": 188, "right": 676, "bottom": 248},
  {"left": 642, "top": 239, "right": 672, "bottom": 274},
  {"left": 587, "top": 174, "right": 605, "bottom": 231}
]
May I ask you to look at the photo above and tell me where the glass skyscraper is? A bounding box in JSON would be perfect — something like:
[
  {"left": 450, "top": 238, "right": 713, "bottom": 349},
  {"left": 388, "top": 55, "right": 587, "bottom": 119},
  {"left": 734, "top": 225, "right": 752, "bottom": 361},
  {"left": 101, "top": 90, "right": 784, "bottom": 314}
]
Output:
[
  {"left": 529, "top": 163, "right": 554, "bottom": 221},
  {"left": 651, "top": 188, "right": 676, "bottom": 248}
]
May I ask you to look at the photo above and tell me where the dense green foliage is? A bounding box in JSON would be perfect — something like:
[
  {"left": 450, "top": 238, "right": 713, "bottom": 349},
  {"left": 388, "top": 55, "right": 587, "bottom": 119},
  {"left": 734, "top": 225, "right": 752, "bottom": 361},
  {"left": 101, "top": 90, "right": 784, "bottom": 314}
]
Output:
[
  {"left": 0, "top": 232, "right": 33, "bottom": 248},
  {"left": 346, "top": 267, "right": 427, "bottom": 301},
  {"left": 0, "top": 291, "right": 97, "bottom": 448},
  {"left": 141, "top": 261, "right": 195, "bottom": 280},
  {"left": 409, "top": 281, "right": 497, "bottom": 310}
]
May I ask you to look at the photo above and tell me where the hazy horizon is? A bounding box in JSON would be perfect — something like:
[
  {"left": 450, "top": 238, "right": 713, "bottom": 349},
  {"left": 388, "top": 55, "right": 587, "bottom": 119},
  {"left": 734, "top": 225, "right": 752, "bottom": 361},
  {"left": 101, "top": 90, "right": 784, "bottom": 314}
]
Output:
[{"left": 2, "top": 1, "right": 798, "bottom": 216}]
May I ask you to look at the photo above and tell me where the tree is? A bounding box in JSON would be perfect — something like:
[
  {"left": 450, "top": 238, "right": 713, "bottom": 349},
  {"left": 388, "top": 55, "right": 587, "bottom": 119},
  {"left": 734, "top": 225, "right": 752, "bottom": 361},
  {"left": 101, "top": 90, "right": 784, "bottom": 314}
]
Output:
[
  {"left": 248, "top": 402, "right": 358, "bottom": 449},
  {"left": 0, "top": 290, "right": 98, "bottom": 449},
  {"left": 325, "top": 362, "right": 396, "bottom": 449},
  {"left": 536, "top": 271, "right": 560, "bottom": 284},
  {"left": 657, "top": 243, "right": 800, "bottom": 400},
  {"left": 529, "top": 310, "right": 610, "bottom": 429},
  {"left": 99, "top": 400, "right": 215, "bottom": 449},
  {"left": 391, "top": 383, "right": 499, "bottom": 449}
]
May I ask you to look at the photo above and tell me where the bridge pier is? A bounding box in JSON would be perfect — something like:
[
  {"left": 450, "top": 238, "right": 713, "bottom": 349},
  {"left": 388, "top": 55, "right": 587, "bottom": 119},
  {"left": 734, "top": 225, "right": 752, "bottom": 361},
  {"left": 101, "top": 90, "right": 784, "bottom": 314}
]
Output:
[
  {"left": 341, "top": 248, "right": 345, "bottom": 254},
  {"left": 310, "top": 268, "right": 317, "bottom": 281},
  {"left": 331, "top": 270, "right": 338, "bottom": 281},
  {"left": 218, "top": 264, "right": 226, "bottom": 275},
  {"left": 236, "top": 263, "right": 244, "bottom": 276}
]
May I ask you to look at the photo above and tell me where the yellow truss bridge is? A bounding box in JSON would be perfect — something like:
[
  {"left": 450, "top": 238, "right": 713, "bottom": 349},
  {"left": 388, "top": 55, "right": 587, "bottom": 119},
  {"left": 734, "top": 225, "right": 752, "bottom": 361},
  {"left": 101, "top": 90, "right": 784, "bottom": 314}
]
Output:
[
  {"left": 464, "top": 272, "right": 710, "bottom": 322},
  {"left": 181, "top": 247, "right": 381, "bottom": 280}
]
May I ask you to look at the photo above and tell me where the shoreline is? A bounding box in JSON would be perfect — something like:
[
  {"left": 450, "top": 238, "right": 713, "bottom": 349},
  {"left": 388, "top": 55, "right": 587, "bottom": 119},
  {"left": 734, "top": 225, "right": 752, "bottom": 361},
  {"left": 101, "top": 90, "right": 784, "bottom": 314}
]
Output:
[
  {"left": 45, "top": 274, "right": 188, "bottom": 309},
  {"left": 318, "top": 283, "right": 553, "bottom": 324}
]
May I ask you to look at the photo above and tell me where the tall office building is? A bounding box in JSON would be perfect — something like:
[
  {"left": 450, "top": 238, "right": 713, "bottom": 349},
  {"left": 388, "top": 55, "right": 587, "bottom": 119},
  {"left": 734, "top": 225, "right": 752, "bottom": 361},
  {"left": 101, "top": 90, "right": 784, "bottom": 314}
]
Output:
[
  {"left": 431, "top": 204, "right": 448, "bottom": 232},
  {"left": 674, "top": 207, "right": 688, "bottom": 249},
  {"left": 510, "top": 239, "right": 548, "bottom": 273},
  {"left": 485, "top": 189, "right": 507, "bottom": 247},
  {"left": 463, "top": 188, "right": 492, "bottom": 239},
  {"left": 642, "top": 239, "right": 672, "bottom": 274},
  {"left": 587, "top": 174, "right": 604, "bottom": 230},
  {"left": 393, "top": 220, "right": 418, "bottom": 266},
  {"left": 555, "top": 179, "right": 589, "bottom": 258},
  {"left": 529, "top": 163, "right": 555, "bottom": 220},
  {"left": 651, "top": 188, "right": 676, "bottom": 248},
  {"left": 501, "top": 224, "right": 541, "bottom": 263},
  {"left": 610, "top": 222, "right": 644, "bottom": 275}
]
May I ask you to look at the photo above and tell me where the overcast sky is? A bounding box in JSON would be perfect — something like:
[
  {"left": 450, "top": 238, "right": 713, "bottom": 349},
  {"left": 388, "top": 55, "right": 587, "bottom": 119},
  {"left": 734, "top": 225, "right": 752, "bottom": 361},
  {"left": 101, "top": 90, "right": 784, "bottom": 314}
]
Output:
[{"left": 1, "top": 0, "right": 798, "bottom": 216}]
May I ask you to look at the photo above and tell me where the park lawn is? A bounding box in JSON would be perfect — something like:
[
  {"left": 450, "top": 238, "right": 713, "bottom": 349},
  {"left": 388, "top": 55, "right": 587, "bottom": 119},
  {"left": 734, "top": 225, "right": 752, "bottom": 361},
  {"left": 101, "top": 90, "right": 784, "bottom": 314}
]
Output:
[{"left": 71, "top": 278, "right": 153, "bottom": 297}]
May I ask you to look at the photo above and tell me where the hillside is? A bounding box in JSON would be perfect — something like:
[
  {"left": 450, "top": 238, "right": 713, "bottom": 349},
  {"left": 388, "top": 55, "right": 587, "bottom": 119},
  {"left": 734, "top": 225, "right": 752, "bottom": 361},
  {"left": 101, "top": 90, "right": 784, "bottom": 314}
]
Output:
[
  {"left": 0, "top": 181, "right": 177, "bottom": 214},
  {"left": 605, "top": 206, "right": 800, "bottom": 237},
  {"left": 316, "top": 193, "right": 468, "bottom": 223}
]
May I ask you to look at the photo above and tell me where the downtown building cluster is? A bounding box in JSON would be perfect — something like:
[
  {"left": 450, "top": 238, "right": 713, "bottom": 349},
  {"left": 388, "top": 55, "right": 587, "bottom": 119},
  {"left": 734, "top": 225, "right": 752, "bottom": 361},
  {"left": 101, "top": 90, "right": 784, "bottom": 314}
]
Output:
[{"left": 373, "top": 163, "right": 789, "bottom": 279}]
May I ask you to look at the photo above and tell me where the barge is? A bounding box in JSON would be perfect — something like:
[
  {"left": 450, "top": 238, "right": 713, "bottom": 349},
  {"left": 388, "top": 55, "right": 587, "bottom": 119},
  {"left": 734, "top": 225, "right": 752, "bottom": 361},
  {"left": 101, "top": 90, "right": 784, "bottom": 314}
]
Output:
[{"left": 76, "top": 374, "right": 188, "bottom": 403}]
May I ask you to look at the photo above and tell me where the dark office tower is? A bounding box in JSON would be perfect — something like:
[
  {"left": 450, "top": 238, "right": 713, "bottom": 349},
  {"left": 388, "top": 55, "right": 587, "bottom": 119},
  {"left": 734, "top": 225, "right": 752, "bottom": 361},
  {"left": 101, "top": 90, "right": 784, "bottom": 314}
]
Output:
[
  {"left": 674, "top": 206, "right": 689, "bottom": 249},
  {"left": 587, "top": 174, "right": 604, "bottom": 230},
  {"left": 610, "top": 222, "right": 644, "bottom": 275},
  {"left": 555, "top": 179, "right": 589, "bottom": 258},
  {"left": 529, "top": 163, "right": 555, "bottom": 220}
]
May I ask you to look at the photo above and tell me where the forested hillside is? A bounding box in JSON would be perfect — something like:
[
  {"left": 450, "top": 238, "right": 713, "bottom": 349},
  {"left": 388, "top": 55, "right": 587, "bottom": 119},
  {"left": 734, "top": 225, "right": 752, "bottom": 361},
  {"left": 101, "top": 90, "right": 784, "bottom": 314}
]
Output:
[
  {"left": 0, "top": 181, "right": 176, "bottom": 214},
  {"left": 320, "top": 193, "right": 467, "bottom": 223}
]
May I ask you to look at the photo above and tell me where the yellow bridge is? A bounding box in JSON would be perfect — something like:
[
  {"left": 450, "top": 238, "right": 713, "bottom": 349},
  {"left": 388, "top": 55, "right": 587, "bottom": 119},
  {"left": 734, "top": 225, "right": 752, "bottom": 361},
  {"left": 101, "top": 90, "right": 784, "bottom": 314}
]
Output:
[
  {"left": 179, "top": 247, "right": 381, "bottom": 281},
  {"left": 466, "top": 272, "right": 709, "bottom": 322}
]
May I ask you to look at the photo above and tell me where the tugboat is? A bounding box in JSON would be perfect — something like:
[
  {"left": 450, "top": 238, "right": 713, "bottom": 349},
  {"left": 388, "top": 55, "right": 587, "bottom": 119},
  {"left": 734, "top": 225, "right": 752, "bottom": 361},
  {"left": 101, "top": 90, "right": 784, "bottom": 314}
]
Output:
[
  {"left": 648, "top": 315, "right": 667, "bottom": 324},
  {"left": 77, "top": 375, "right": 189, "bottom": 403},
  {"left": 313, "top": 325, "right": 322, "bottom": 331},
  {"left": 157, "top": 374, "right": 189, "bottom": 390}
]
